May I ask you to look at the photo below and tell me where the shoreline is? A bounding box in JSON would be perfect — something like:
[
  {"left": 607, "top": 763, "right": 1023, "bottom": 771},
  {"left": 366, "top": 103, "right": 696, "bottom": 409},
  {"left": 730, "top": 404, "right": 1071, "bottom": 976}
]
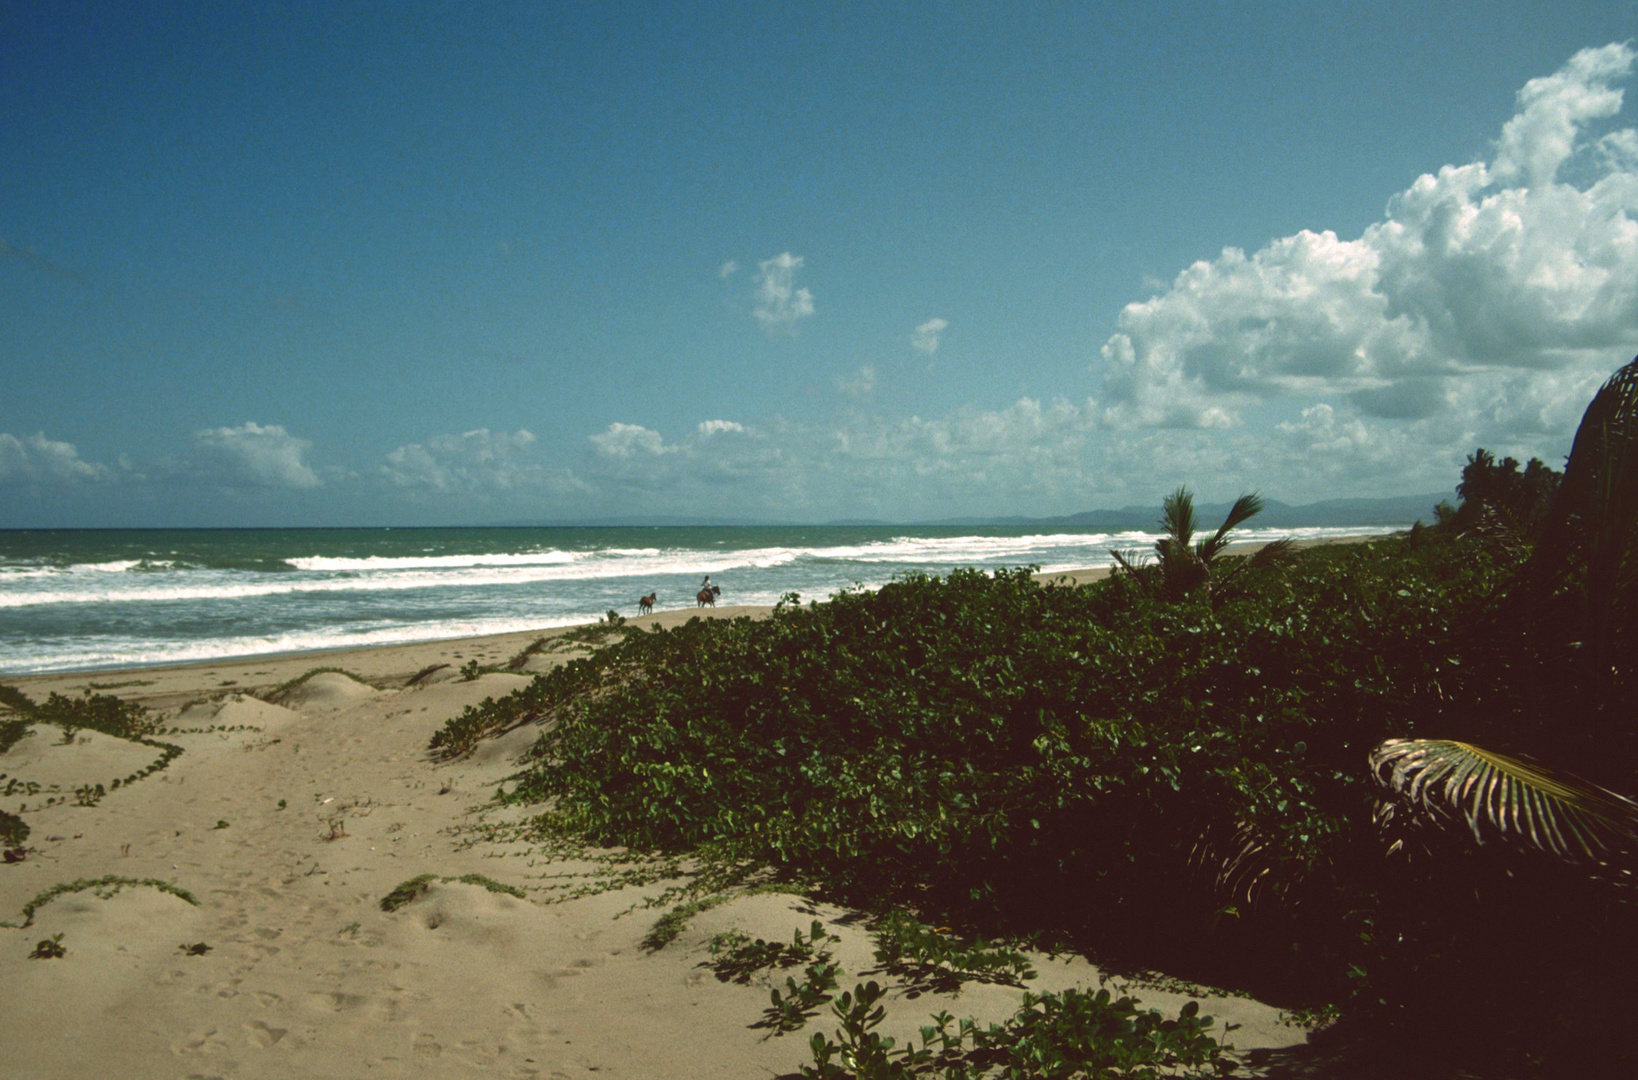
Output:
[
  {"left": 0, "top": 554, "right": 1333, "bottom": 1077},
  {"left": 1, "top": 535, "right": 1385, "bottom": 690}
]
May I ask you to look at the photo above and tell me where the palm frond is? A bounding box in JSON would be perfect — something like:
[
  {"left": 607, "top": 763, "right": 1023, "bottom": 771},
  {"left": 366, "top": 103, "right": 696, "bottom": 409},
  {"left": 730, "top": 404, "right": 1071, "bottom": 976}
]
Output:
[
  {"left": 1370, "top": 738, "right": 1638, "bottom": 879},
  {"left": 1199, "top": 493, "right": 1265, "bottom": 563},
  {"left": 1243, "top": 536, "right": 1297, "bottom": 569},
  {"left": 1214, "top": 538, "right": 1299, "bottom": 595},
  {"left": 1160, "top": 487, "right": 1197, "bottom": 551},
  {"left": 1107, "top": 548, "right": 1156, "bottom": 597}
]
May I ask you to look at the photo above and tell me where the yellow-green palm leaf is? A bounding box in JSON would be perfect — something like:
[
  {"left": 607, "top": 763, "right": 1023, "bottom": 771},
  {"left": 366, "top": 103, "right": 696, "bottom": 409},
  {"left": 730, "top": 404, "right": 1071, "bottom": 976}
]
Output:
[{"left": 1371, "top": 738, "right": 1638, "bottom": 876}]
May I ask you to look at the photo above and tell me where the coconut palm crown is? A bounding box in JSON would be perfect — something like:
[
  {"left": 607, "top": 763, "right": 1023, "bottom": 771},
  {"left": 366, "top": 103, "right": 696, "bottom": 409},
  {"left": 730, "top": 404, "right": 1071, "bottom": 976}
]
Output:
[{"left": 1110, "top": 487, "right": 1295, "bottom": 603}]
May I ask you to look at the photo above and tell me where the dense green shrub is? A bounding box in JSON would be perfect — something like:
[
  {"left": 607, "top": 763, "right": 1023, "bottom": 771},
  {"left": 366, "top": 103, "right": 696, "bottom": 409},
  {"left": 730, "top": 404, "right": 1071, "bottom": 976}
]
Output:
[{"left": 436, "top": 539, "right": 1520, "bottom": 1001}]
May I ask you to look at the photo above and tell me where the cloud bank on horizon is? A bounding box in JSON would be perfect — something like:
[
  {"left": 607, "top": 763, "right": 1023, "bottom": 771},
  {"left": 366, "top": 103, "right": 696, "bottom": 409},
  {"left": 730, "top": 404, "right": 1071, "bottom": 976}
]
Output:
[
  {"left": 1097, "top": 43, "right": 1638, "bottom": 440},
  {"left": 5, "top": 43, "right": 1638, "bottom": 525}
]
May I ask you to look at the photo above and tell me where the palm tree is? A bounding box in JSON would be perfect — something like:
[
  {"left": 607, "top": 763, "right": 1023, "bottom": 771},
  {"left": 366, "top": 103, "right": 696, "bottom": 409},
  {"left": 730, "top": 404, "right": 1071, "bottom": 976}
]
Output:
[
  {"left": 1372, "top": 355, "right": 1638, "bottom": 871},
  {"left": 1110, "top": 487, "right": 1295, "bottom": 603}
]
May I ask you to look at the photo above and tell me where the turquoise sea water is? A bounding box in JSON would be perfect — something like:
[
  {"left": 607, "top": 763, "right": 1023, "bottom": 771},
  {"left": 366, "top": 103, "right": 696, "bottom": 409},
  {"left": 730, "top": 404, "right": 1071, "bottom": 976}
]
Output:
[{"left": 0, "top": 524, "right": 1402, "bottom": 674}]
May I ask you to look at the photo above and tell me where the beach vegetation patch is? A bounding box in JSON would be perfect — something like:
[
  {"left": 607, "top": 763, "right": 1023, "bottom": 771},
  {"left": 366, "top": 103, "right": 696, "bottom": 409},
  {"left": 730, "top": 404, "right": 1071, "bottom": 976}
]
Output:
[
  {"left": 380, "top": 874, "right": 438, "bottom": 911},
  {"left": 1, "top": 809, "right": 29, "bottom": 847},
  {"left": 379, "top": 872, "right": 527, "bottom": 912},
  {"left": 423, "top": 355, "right": 1638, "bottom": 1076},
  {"left": 28, "top": 933, "right": 66, "bottom": 960},
  {"left": 868, "top": 911, "right": 1036, "bottom": 992},
  {"left": 0, "top": 717, "right": 31, "bottom": 754},
  {"left": 263, "top": 667, "right": 385, "bottom": 705},
  {"left": 802, "top": 983, "right": 1235, "bottom": 1080},
  {"left": 407, "top": 663, "right": 450, "bottom": 685},
  {"left": 0, "top": 687, "right": 185, "bottom": 800},
  {"left": 708, "top": 919, "right": 837, "bottom": 985},
  {"left": 4, "top": 875, "right": 199, "bottom": 929}
]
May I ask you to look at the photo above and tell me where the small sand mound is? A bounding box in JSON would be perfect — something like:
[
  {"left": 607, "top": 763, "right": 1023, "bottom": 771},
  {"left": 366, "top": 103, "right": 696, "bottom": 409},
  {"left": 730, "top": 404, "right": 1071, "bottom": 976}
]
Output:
[
  {"left": 214, "top": 696, "right": 300, "bottom": 728},
  {"left": 468, "top": 722, "right": 542, "bottom": 770},
  {"left": 0, "top": 726, "right": 164, "bottom": 793},
  {"left": 279, "top": 672, "right": 380, "bottom": 711},
  {"left": 384, "top": 881, "right": 546, "bottom": 953}
]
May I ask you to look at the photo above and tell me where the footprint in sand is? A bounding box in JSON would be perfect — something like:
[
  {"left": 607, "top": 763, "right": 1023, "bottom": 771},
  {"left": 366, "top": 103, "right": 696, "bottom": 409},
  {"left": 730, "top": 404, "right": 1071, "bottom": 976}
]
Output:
[
  {"left": 172, "top": 1027, "right": 229, "bottom": 1055},
  {"left": 307, "top": 990, "right": 368, "bottom": 1012},
  {"left": 244, "top": 1019, "right": 288, "bottom": 1048},
  {"left": 413, "top": 1033, "right": 443, "bottom": 1058}
]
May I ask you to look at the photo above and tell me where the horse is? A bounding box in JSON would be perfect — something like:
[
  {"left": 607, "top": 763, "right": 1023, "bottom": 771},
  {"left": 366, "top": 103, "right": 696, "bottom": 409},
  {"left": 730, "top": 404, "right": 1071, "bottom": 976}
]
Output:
[
  {"left": 637, "top": 592, "right": 656, "bottom": 615},
  {"left": 696, "top": 584, "right": 721, "bottom": 608}
]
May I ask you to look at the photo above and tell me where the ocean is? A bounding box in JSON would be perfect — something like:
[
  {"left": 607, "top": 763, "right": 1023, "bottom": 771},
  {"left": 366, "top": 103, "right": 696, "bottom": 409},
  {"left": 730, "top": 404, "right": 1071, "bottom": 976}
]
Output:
[{"left": 0, "top": 524, "right": 1403, "bottom": 674}]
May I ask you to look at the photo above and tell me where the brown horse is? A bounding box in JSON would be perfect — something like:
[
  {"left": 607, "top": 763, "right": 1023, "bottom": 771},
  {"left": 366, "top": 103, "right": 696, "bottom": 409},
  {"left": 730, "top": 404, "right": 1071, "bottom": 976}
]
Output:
[
  {"left": 696, "top": 585, "right": 721, "bottom": 608},
  {"left": 637, "top": 592, "right": 656, "bottom": 615}
]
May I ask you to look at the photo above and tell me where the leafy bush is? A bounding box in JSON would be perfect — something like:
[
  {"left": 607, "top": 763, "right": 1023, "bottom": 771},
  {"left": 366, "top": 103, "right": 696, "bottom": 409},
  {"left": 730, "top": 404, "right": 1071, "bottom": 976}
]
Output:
[
  {"left": 869, "top": 911, "right": 1036, "bottom": 991},
  {"left": 708, "top": 920, "right": 836, "bottom": 984},
  {"left": 0, "top": 717, "right": 30, "bottom": 754},
  {"left": 435, "top": 541, "right": 1518, "bottom": 1000},
  {"left": 803, "top": 982, "right": 1234, "bottom": 1079},
  {"left": 0, "top": 809, "right": 28, "bottom": 848}
]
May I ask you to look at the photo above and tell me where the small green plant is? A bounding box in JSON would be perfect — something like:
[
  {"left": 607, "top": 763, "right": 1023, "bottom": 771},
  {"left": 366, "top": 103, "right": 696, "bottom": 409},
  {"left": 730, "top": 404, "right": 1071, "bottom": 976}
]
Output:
[
  {"left": 29, "top": 933, "right": 66, "bottom": 960},
  {"left": 870, "top": 911, "right": 1037, "bottom": 991},
  {"left": 379, "top": 872, "right": 526, "bottom": 912},
  {"left": 381, "top": 873, "right": 438, "bottom": 911},
  {"left": 178, "top": 941, "right": 212, "bottom": 956},
  {"left": 73, "top": 783, "right": 106, "bottom": 807},
  {"left": 339, "top": 921, "right": 361, "bottom": 937},
  {"left": 764, "top": 953, "right": 843, "bottom": 1034},
  {"left": 276, "top": 799, "right": 286, "bottom": 810},
  {"left": 507, "top": 638, "right": 552, "bottom": 670},
  {"left": 803, "top": 985, "right": 1235, "bottom": 1079},
  {"left": 460, "top": 660, "right": 483, "bottom": 681},
  {"left": 407, "top": 663, "right": 451, "bottom": 685},
  {"left": 1, "top": 809, "right": 30, "bottom": 848},
  {"left": 212, "top": 819, "right": 230, "bottom": 830},
  {"left": 0, "top": 717, "right": 30, "bottom": 754},
  {"left": 1279, "top": 1002, "right": 1342, "bottom": 1029},
  {"left": 709, "top": 920, "right": 835, "bottom": 984}
]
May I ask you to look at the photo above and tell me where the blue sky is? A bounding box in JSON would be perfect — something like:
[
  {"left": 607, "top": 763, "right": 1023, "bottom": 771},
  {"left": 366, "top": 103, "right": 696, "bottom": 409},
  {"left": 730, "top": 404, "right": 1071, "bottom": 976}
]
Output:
[{"left": 3, "top": 2, "right": 1637, "bottom": 526}]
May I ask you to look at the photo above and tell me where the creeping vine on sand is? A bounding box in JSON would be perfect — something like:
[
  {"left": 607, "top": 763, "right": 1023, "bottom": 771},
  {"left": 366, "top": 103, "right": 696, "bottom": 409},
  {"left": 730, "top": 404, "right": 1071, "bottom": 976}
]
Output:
[{"left": 3, "top": 875, "right": 199, "bottom": 929}]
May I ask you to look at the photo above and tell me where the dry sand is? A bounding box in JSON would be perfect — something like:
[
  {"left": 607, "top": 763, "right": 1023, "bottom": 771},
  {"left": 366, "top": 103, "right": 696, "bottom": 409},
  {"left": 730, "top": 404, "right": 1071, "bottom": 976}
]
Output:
[{"left": 2, "top": 597, "right": 1312, "bottom": 1079}]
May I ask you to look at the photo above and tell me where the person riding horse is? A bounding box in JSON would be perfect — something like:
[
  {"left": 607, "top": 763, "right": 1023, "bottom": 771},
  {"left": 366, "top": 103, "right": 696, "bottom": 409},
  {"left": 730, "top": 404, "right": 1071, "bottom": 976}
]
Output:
[{"left": 696, "top": 576, "right": 721, "bottom": 607}]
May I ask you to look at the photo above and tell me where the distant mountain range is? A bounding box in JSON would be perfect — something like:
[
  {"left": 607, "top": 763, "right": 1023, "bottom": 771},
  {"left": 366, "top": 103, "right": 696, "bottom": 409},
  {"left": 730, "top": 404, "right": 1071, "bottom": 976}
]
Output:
[
  {"left": 914, "top": 492, "right": 1454, "bottom": 530},
  {"left": 492, "top": 492, "right": 1454, "bottom": 530}
]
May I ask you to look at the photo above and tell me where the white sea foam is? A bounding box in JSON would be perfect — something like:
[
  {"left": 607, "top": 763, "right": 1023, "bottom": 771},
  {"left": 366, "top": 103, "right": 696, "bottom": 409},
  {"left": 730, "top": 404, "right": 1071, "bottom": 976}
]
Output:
[
  {"left": 0, "top": 525, "right": 1409, "bottom": 672},
  {"left": 0, "top": 526, "right": 1401, "bottom": 610},
  {"left": 287, "top": 550, "right": 581, "bottom": 572}
]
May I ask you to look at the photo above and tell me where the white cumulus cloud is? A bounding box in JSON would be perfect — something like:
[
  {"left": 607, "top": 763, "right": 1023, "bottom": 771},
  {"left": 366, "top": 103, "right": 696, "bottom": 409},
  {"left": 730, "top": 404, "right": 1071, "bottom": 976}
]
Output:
[
  {"left": 911, "top": 317, "right": 948, "bottom": 355},
  {"left": 0, "top": 431, "right": 109, "bottom": 485},
  {"left": 752, "top": 252, "right": 816, "bottom": 335},
  {"left": 697, "top": 419, "right": 745, "bottom": 437},
  {"left": 719, "top": 259, "right": 739, "bottom": 278},
  {"left": 381, "top": 429, "right": 575, "bottom": 494},
  {"left": 589, "top": 423, "right": 676, "bottom": 458},
  {"left": 1095, "top": 42, "right": 1638, "bottom": 445},
  {"left": 192, "top": 422, "right": 320, "bottom": 489}
]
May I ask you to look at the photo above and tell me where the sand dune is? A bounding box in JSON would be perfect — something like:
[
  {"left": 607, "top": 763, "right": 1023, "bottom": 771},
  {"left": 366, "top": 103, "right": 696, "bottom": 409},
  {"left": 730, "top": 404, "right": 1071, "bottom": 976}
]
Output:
[{"left": 2, "top": 604, "right": 1309, "bottom": 1078}]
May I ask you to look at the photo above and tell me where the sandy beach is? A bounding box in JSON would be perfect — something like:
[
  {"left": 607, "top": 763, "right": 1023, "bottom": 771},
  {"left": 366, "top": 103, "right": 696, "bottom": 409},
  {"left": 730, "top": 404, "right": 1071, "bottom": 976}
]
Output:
[{"left": 1, "top": 592, "right": 1310, "bottom": 1079}]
